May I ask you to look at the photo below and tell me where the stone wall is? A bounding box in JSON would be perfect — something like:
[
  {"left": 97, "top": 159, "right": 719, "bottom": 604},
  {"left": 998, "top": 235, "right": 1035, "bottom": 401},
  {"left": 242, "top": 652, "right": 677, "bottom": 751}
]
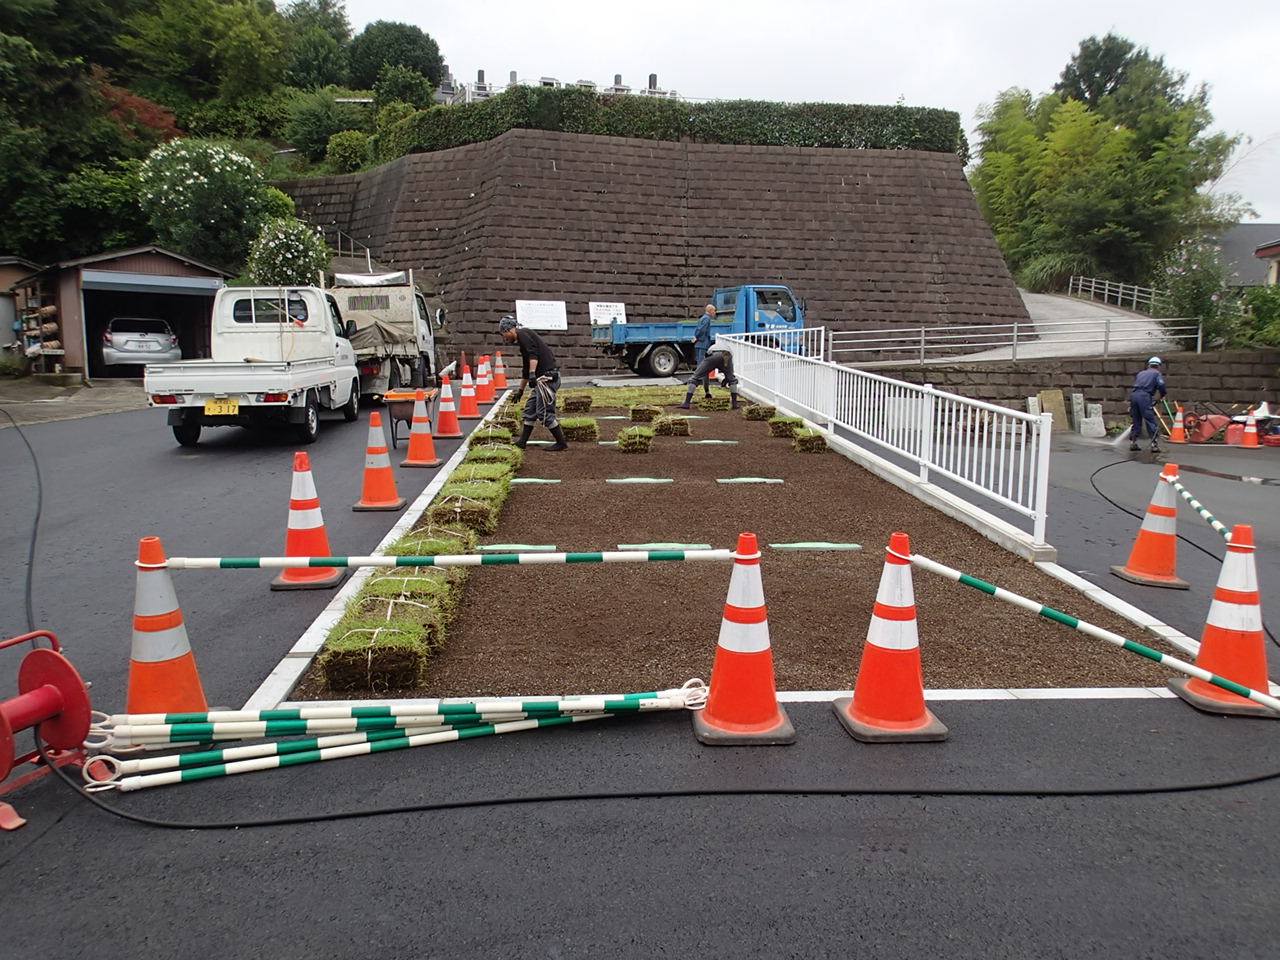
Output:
[
  {"left": 280, "top": 128, "right": 1027, "bottom": 374},
  {"left": 890, "top": 350, "right": 1280, "bottom": 422}
]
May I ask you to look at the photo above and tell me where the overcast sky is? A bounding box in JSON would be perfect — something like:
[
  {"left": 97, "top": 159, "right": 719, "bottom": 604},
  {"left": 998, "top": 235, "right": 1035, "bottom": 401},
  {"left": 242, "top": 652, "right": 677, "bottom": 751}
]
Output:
[{"left": 347, "top": 0, "right": 1280, "bottom": 226}]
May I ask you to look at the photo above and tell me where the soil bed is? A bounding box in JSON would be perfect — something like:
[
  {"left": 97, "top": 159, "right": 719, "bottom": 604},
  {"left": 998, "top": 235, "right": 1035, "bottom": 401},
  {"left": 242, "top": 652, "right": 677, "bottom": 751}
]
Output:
[{"left": 293, "top": 397, "right": 1178, "bottom": 699}]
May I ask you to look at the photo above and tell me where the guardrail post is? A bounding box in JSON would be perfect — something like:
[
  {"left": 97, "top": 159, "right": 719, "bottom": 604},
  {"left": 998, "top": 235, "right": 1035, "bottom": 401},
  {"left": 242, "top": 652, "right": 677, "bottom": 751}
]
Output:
[
  {"left": 1103, "top": 314, "right": 1111, "bottom": 357},
  {"left": 919, "top": 384, "right": 935, "bottom": 484},
  {"left": 1196, "top": 321, "right": 1203, "bottom": 354},
  {"left": 919, "top": 329, "right": 926, "bottom": 365},
  {"left": 1012, "top": 321, "right": 1019, "bottom": 362},
  {"left": 1032, "top": 411, "right": 1053, "bottom": 544}
]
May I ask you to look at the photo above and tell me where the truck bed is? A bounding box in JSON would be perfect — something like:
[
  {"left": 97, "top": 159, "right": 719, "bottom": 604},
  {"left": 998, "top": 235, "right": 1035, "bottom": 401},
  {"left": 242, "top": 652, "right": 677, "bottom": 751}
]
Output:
[{"left": 144, "top": 357, "right": 344, "bottom": 398}]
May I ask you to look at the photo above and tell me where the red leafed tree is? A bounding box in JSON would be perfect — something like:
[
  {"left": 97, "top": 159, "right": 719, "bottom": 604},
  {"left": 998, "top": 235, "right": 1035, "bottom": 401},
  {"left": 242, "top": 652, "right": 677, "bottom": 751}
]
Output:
[{"left": 91, "top": 67, "right": 184, "bottom": 144}]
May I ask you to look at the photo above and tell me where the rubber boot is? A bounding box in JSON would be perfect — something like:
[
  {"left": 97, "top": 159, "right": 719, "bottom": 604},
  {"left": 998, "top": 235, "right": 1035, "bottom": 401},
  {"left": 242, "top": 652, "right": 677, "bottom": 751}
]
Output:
[
  {"left": 730, "top": 392, "right": 740, "bottom": 410},
  {"left": 676, "top": 390, "right": 694, "bottom": 410},
  {"left": 514, "top": 423, "right": 534, "bottom": 449},
  {"left": 548, "top": 424, "right": 569, "bottom": 451}
]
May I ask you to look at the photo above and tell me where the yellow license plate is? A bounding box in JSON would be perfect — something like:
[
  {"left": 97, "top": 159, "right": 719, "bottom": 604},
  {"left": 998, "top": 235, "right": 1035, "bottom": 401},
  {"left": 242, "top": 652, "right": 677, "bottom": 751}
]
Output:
[{"left": 203, "top": 398, "right": 239, "bottom": 416}]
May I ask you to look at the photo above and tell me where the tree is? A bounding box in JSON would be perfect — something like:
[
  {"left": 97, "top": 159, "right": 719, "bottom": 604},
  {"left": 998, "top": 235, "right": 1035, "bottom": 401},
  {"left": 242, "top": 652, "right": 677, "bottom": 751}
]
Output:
[
  {"left": 971, "top": 34, "right": 1239, "bottom": 289},
  {"left": 282, "top": 0, "right": 351, "bottom": 89},
  {"left": 325, "top": 129, "right": 368, "bottom": 172},
  {"left": 347, "top": 20, "right": 443, "bottom": 90},
  {"left": 56, "top": 159, "right": 149, "bottom": 256},
  {"left": 373, "top": 65, "right": 433, "bottom": 111},
  {"left": 245, "top": 217, "right": 330, "bottom": 285},
  {"left": 137, "top": 139, "right": 268, "bottom": 268},
  {"left": 284, "top": 88, "right": 368, "bottom": 161}
]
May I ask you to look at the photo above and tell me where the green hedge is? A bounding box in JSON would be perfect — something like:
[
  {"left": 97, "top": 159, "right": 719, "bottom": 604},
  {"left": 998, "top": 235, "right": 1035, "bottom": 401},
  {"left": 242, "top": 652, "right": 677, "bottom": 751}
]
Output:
[{"left": 376, "top": 86, "right": 968, "bottom": 164}]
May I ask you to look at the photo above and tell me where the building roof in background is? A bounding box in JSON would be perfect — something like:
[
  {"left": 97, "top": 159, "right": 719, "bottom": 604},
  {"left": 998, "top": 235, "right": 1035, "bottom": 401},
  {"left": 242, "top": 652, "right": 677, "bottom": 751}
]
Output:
[{"left": 1219, "top": 223, "right": 1280, "bottom": 284}]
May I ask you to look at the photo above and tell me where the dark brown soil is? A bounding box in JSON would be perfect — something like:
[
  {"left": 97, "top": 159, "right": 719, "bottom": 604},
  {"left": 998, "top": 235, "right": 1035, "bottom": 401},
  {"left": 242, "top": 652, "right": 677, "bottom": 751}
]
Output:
[{"left": 294, "top": 406, "right": 1178, "bottom": 699}]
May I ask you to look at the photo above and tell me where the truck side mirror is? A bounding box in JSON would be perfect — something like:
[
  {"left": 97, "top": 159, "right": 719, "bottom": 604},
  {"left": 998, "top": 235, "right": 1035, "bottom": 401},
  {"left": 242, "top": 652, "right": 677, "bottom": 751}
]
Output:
[{"left": 344, "top": 319, "right": 357, "bottom": 338}]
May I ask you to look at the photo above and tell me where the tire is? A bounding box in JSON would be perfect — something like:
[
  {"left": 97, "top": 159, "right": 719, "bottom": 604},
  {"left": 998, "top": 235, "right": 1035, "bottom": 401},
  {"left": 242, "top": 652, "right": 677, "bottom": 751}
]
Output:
[
  {"left": 342, "top": 380, "right": 360, "bottom": 422},
  {"left": 172, "top": 420, "right": 201, "bottom": 447},
  {"left": 388, "top": 359, "right": 402, "bottom": 390},
  {"left": 646, "top": 344, "right": 681, "bottom": 378},
  {"left": 295, "top": 399, "right": 319, "bottom": 444}
]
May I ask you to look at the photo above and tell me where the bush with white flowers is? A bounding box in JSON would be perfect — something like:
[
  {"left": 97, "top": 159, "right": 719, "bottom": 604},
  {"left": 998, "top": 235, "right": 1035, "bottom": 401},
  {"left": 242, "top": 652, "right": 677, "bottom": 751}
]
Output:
[
  {"left": 245, "top": 218, "right": 330, "bottom": 286},
  {"left": 138, "top": 139, "right": 268, "bottom": 269}
]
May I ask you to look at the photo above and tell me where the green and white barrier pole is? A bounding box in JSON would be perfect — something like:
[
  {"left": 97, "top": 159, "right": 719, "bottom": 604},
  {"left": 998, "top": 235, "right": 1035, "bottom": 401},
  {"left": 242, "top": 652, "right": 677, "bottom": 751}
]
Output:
[
  {"left": 901, "top": 547, "right": 1280, "bottom": 716},
  {"left": 1166, "top": 474, "right": 1232, "bottom": 542},
  {"left": 90, "top": 714, "right": 611, "bottom": 793},
  {"left": 162, "top": 549, "right": 733, "bottom": 570}
]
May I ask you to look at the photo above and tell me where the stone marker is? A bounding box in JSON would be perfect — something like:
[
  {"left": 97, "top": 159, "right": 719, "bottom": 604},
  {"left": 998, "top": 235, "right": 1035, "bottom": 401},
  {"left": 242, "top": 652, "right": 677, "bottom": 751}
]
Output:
[
  {"left": 1037, "top": 389, "right": 1070, "bottom": 433},
  {"left": 1070, "top": 393, "right": 1086, "bottom": 429},
  {"left": 1080, "top": 402, "right": 1107, "bottom": 438},
  {"left": 1027, "top": 396, "right": 1041, "bottom": 416}
]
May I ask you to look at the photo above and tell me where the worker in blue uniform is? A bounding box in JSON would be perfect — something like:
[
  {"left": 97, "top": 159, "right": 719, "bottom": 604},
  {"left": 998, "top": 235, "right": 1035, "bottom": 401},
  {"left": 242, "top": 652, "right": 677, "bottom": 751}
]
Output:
[
  {"left": 1129, "top": 356, "right": 1167, "bottom": 452},
  {"left": 691, "top": 304, "right": 716, "bottom": 371}
]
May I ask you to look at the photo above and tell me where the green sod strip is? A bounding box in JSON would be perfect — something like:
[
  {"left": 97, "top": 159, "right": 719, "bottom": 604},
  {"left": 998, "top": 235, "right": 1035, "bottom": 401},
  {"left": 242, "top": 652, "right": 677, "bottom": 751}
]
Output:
[
  {"left": 617, "top": 543, "right": 713, "bottom": 551},
  {"left": 685, "top": 440, "right": 738, "bottom": 445},
  {"left": 716, "top": 477, "right": 784, "bottom": 484},
  {"left": 604, "top": 478, "right": 673, "bottom": 484},
  {"left": 510, "top": 478, "right": 562, "bottom": 484},
  {"left": 480, "top": 544, "right": 559, "bottom": 552},
  {"left": 769, "top": 542, "right": 863, "bottom": 551}
]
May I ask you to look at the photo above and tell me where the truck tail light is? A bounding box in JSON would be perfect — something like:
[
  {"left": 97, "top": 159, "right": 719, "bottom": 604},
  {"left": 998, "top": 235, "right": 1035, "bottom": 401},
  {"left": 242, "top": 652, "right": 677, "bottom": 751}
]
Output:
[
  {"left": 170, "top": 335, "right": 179, "bottom": 347},
  {"left": 103, "top": 331, "right": 113, "bottom": 345},
  {"left": 151, "top": 395, "right": 178, "bottom": 405},
  {"left": 262, "top": 392, "right": 289, "bottom": 403}
]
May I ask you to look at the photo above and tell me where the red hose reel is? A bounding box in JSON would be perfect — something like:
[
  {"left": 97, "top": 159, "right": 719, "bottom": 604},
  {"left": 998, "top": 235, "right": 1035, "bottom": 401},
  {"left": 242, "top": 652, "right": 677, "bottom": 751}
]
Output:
[{"left": 0, "top": 631, "right": 92, "bottom": 828}]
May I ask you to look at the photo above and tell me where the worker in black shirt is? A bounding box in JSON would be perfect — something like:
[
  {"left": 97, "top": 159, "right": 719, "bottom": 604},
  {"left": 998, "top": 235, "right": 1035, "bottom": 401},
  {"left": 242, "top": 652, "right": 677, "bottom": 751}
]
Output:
[
  {"left": 499, "top": 316, "right": 568, "bottom": 450},
  {"left": 677, "top": 347, "right": 740, "bottom": 410}
]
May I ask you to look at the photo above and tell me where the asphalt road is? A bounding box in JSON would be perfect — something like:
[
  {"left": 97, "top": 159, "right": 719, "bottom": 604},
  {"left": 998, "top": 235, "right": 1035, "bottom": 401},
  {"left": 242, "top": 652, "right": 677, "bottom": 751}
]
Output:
[{"left": 2, "top": 398, "right": 1280, "bottom": 959}]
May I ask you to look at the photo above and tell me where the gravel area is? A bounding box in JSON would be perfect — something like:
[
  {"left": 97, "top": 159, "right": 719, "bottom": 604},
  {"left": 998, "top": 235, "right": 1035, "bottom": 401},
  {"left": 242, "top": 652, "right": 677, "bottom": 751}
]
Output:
[{"left": 294, "top": 399, "right": 1180, "bottom": 699}]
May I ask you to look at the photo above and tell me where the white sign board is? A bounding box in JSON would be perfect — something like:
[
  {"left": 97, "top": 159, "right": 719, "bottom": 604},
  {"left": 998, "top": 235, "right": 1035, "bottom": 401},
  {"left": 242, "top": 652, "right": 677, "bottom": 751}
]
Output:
[
  {"left": 589, "top": 301, "right": 627, "bottom": 326},
  {"left": 514, "top": 300, "right": 568, "bottom": 331}
]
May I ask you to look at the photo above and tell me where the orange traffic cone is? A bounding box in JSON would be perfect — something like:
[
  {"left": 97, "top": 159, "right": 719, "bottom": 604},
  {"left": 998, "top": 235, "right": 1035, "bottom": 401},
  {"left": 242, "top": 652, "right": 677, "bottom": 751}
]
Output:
[
  {"left": 1168, "top": 407, "right": 1187, "bottom": 443},
  {"left": 1241, "top": 414, "right": 1260, "bottom": 449},
  {"left": 458, "top": 365, "right": 481, "bottom": 419},
  {"left": 833, "top": 532, "right": 948, "bottom": 742},
  {"left": 1110, "top": 463, "right": 1188, "bottom": 589},
  {"left": 1169, "top": 525, "right": 1273, "bottom": 717},
  {"left": 434, "top": 376, "right": 462, "bottom": 438},
  {"left": 127, "top": 536, "right": 208, "bottom": 714},
  {"left": 353, "top": 412, "right": 406, "bottom": 511},
  {"left": 475, "top": 356, "right": 494, "bottom": 403},
  {"left": 493, "top": 352, "right": 509, "bottom": 389},
  {"left": 401, "top": 389, "right": 442, "bottom": 468},
  {"left": 692, "top": 532, "right": 796, "bottom": 745},
  {"left": 271, "top": 452, "right": 345, "bottom": 590}
]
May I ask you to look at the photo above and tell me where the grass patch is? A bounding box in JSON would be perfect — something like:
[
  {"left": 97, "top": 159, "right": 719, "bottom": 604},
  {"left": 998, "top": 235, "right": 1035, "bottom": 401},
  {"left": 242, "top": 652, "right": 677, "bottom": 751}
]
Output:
[
  {"left": 652, "top": 415, "right": 691, "bottom": 436},
  {"left": 467, "top": 425, "right": 513, "bottom": 447},
  {"left": 318, "top": 608, "right": 435, "bottom": 693},
  {"left": 629, "top": 404, "right": 663, "bottom": 422},
  {"left": 561, "top": 394, "right": 593, "bottom": 413},
  {"left": 451, "top": 461, "right": 516, "bottom": 483},
  {"left": 560, "top": 417, "right": 600, "bottom": 441},
  {"left": 617, "top": 425, "right": 655, "bottom": 453},
  {"left": 464, "top": 445, "right": 524, "bottom": 470},
  {"left": 769, "top": 415, "right": 804, "bottom": 437},
  {"left": 742, "top": 404, "right": 776, "bottom": 421},
  {"left": 698, "top": 395, "right": 731, "bottom": 412},
  {"left": 792, "top": 428, "right": 828, "bottom": 452}
]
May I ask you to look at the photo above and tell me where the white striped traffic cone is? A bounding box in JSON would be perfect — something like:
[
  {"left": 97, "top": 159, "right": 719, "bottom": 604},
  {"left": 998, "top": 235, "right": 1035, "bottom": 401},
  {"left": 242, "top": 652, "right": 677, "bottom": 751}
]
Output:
[
  {"left": 127, "top": 536, "right": 208, "bottom": 714},
  {"left": 1169, "top": 524, "right": 1273, "bottom": 717},
  {"left": 476, "top": 356, "right": 494, "bottom": 404},
  {"left": 692, "top": 532, "right": 795, "bottom": 745},
  {"left": 401, "top": 388, "right": 442, "bottom": 468},
  {"left": 353, "top": 412, "right": 406, "bottom": 511},
  {"left": 458, "top": 366, "right": 481, "bottom": 419},
  {"left": 271, "top": 452, "right": 344, "bottom": 590},
  {"left": 434, "top": 375, "right": 462, "bottom": 438},
  {"left": 1241, "top": 414, "right": 1261, "bottom": 449},
  {"left": 833, "top": 532, "right": 947, "bottom": 742},
  {"left": 493, "top": 352, "right": 509, "bottom": 389},
  {"left": 1110, "top": 463, "right": 1188, "bottom": 589}
]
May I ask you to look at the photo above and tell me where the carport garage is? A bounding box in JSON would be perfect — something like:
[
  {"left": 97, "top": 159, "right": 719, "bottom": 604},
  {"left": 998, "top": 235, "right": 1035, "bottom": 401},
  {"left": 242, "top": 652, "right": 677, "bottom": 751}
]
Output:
[
  {"left": 10, "top": 246, "right": 229, "bottom": 380},
  {"left": 82, "top": 270, "right": 224, "bottom": 378}
]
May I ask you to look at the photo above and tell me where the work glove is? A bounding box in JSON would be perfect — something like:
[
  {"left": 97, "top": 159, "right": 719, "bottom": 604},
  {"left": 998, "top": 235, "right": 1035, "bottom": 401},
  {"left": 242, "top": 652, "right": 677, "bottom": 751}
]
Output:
[{"left": 512, "top": 389, "right": 524, "bottom": 403}]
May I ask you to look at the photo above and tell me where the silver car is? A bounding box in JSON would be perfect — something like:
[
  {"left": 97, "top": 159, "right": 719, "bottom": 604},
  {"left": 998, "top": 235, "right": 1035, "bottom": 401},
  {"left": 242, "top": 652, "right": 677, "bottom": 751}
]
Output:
[{"left": 102, "top": 317, "right": 182, "bottom": 366}]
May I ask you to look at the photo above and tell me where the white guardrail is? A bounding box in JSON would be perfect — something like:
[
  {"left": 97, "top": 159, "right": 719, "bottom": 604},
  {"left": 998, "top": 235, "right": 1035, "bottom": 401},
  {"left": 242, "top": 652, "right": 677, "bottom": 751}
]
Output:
[
  {"left": 720, "top": 330, "right": 1052, "bottom": 545},
  {"left": 1067, "top": 275, "right": 1157, "bottom": 312},
  {"left": 827, "top": 315, "right": 1202, "bottom": 366}
]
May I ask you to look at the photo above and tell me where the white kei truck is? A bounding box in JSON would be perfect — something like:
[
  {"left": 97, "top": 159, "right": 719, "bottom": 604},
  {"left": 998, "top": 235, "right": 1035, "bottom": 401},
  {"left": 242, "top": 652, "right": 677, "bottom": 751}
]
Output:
[
  {"left": 326, "top": 270, "right": 445, "bottom": 397},
  {"left": 144, "top": 286, "right": 361, "bottom": 447}
]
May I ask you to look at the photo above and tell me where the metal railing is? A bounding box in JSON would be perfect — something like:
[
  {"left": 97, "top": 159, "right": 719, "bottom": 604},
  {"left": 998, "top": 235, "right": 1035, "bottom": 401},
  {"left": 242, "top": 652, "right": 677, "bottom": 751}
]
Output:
[
  {"left": 1067, "top": 276, "right": 1158, "bottom": 313},
  {"left": 720, "top": 330, "right": 1052, "bottom": 544},
  {"left": 827, "top": 315, "right": 1202, "bottom": 366}
]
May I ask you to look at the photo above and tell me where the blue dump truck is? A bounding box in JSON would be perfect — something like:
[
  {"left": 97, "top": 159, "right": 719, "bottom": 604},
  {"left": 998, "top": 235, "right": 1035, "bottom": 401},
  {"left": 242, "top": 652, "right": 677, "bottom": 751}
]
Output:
[{"left": 591, "top": 284, "right": 806, "bottom": 376}]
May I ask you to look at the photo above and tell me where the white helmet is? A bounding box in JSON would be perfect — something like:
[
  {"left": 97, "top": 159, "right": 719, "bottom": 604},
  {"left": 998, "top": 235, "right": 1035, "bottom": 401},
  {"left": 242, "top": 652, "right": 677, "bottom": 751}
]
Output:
[{"left": 1147, "top": 357, "right": 1162, "bottom": 366}]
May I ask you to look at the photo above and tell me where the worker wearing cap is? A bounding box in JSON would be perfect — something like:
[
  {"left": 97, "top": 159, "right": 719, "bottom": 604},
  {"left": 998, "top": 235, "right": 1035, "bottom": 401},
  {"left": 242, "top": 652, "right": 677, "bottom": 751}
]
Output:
[
  {"left": 499, "top": 316, "right": 568, "bottom": 450},
  {"left": 677, "top": 347, "right": 740, "bottom": 410},
  {"left": 1129, "top": 356, "right": 1167, "bottom": 452}
]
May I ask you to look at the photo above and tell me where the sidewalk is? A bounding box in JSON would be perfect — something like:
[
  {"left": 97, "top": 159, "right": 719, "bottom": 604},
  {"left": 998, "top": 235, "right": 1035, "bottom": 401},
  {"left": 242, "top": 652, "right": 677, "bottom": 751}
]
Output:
[{"left": 0, "top": 377, "right": 150, "bottom": 426}]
